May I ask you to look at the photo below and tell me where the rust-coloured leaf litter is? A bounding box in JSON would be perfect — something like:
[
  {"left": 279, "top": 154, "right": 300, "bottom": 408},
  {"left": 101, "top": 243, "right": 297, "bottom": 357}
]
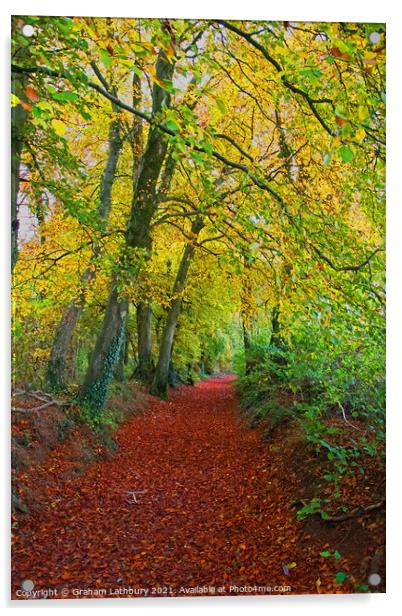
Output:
[{"left": 11, "top": 376, "right": 382, "bottom": 599}]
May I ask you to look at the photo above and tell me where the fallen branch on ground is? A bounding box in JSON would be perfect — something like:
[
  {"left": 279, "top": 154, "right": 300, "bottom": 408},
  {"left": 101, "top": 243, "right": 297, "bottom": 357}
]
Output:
[
  {"left": 12, "top": 398, "right": 70, "bottom": 413},
  {"left": 13, "top": 390, "right": 54, "bottom": 404}
]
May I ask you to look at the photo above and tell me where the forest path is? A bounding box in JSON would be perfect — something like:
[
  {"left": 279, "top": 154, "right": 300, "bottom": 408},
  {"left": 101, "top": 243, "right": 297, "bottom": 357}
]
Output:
[{"left": 13, "top": 375, "right": 320, "bottom": 598}]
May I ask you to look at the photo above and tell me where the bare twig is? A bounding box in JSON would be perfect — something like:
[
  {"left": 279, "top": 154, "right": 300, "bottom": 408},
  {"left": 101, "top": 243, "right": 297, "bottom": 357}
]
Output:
[{"left": 337, "top": 401, "right": 364, "bottom": 431}]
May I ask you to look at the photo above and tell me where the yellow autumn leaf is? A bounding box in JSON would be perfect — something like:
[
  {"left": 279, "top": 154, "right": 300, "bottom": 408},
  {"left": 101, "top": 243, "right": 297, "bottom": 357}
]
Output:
[
  {"left": 355, "top": 128, "right": 366, "bottom": 141},
  {"left": 275, "top": 46, "right": 286, "bottom": 57},
  {"left": 165, "top": 43, "right": 176, "bottom": 63},
  {"left": 358, "top": 106, "right": 369, "bottom": 121},
  {"left": 51, "top": 118, "right": 67, "bottom": 136},
  {"left": 11, "top": 93, "right": 20, "bottom": 108}
]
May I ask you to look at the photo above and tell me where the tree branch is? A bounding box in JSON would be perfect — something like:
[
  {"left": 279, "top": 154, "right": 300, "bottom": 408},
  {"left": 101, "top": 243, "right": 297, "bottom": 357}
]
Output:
[
  {"left": 311, "top": 244, "right": 384, "bottom": 272},
  {"left": 213, "top": 20, "right": 335, "bottom": 136}
]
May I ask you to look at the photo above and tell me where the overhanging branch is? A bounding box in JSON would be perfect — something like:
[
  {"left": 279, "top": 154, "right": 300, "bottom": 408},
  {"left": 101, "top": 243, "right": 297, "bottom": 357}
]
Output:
[
  {"left": 311, "top": 244, "right": 384, "bottom": 272},
  {"left": 213, "top": 20, "right": 335, "bottom": 136}
]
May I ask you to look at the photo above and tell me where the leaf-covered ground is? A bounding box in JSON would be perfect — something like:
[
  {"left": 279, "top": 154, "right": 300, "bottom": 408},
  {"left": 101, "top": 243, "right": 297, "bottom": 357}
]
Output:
[{"left": 12, "top": 376, "right": 384, "bottom": 599}]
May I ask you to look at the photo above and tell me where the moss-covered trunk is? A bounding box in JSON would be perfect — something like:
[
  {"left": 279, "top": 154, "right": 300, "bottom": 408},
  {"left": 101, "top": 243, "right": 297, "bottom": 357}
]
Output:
[{"left": 133, "top": 302, "right": 154, "bottom": 382}]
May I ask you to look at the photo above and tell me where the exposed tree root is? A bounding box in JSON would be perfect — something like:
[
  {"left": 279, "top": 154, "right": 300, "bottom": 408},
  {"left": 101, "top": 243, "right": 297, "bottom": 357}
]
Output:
[{"left": 291, "top": 498, "right": 385, "bottom": 522}]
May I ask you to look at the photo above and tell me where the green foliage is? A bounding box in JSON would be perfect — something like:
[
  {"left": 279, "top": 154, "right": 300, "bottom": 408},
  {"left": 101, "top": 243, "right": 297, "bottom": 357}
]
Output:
[
  {"left": 339, "top": 144, "right": 353, "bottom": 162},
  {"left": 296, "top": 497, "right": 322, "bottom": 520},
  {"left": 335, "top": 571, "right": 348, "bottom": 585},
  {"left": 237, "top": 298, "right": 385, "bottom": 510},
  {"left": 79, "top": 404, "right": 120, "bottom": 431},
  {"left": 320, "top": 549, "right": 341, "bottom": 561},
  {"left": 237, "top": 342, "right": 296, "bottom": 432}
]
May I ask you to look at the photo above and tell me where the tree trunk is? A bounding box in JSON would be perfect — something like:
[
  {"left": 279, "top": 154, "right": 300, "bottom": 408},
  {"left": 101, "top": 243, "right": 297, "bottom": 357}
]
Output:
[
  {"left": 242, "top": 317, "right": 252, "bottom": 373},
  {"left": 11, "top": 128, "right": 24, "bottom": 270},
  {"left": 80, "top": 284, "right": 128, "bottom": 415},
  {"left": 46, "top": 299, "right": 83, "bottom": 391},
  {"left": 133, "top": 151, "right": 177, "bottom": 382},
  {"left": 270, "top": 305, "right": 281, "bottom": 347},
  {"left": 46, "top": 116, "right": 123, "bottom": 391},
  {"left": 113, "top": 317, "right": 127, "bottom": 381},
  {"left": 151, "top": 217, "right": 204, "bottom": 398},
  {"left": 240, "top": 261, "right": 253, "bottom": 374},
  {"left": 46, "top": 67, "right": 145, "bottom": 393},
  {"left": 270, "top": 305, "right": 287, "bottom": 367},
  {"left": 80, "top": 47, "right": 175, "bottom": 414},
  {"left": 133, "top": 302, "right": 154, "bottom": 382},
  {"left": 97, "top": 118, "right": 123, "bottom": 223},
  {"left": 11, "top": 81, "right": 28, "bottom": 271}
]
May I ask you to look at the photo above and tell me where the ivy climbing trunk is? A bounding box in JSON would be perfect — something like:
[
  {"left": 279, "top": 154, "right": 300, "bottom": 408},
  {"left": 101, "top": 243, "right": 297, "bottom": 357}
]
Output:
[
  {"left": 81, "top": 285, "right": 128, "bottom": 416},
  {"left": 151, "top": 217, "right": 204, "bottom": 399},
  {"left": 46, "top": 115, "right": 123, "bottom": 391},
  {"left": 79, "top": 46, "right": 175, "bottom": 414}
]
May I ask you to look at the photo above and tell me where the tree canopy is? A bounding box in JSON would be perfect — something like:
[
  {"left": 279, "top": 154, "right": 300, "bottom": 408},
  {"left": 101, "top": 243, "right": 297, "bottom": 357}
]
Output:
[{"left": 12, "top": 15, "right": 385, "bottom": 429}]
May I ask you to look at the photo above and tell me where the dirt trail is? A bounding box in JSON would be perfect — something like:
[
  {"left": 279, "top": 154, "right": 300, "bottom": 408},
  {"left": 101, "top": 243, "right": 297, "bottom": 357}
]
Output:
[{"left": 12, "top": 375, "right": 348, "bottom": 598}]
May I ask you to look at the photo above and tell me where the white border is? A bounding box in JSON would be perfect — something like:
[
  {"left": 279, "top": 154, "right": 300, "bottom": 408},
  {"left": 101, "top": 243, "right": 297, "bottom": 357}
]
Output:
[{"left": 2, "top": 1, "right": 401, "bottom": 614}]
